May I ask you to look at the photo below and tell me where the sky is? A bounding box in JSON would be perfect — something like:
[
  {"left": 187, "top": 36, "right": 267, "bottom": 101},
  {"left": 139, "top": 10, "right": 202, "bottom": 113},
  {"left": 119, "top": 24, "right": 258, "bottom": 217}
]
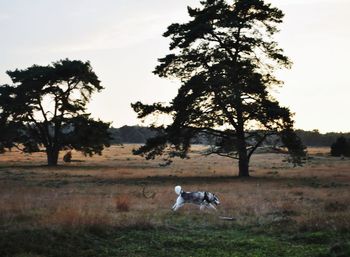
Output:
[{"left": 0, "top": 0, "right": 349, "bottom": 133}]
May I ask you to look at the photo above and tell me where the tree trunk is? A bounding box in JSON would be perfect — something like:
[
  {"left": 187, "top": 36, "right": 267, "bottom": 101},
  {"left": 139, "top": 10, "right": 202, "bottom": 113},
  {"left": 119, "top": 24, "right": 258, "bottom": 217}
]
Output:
[
  {"left": 237, "top": 126, "right": 250, "bottom": 177},
  {"left": 238, "top": 152, "right": 249, "bottom": 177},
  {"left": 46, "top": 148, "right": 59, "bottom": 166}
]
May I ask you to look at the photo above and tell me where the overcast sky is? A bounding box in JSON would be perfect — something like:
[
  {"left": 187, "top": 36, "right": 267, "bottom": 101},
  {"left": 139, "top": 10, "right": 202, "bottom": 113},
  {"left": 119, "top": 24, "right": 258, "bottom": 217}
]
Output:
[{"left": 0, "top": 0, "right": 349, "bottom": 133}]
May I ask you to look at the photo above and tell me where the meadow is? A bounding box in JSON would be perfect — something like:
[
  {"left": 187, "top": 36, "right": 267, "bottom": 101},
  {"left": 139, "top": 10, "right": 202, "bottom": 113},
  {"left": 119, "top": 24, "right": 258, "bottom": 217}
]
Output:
[{"left": 0, "top": 145, "right": 349, "bottom": 257}]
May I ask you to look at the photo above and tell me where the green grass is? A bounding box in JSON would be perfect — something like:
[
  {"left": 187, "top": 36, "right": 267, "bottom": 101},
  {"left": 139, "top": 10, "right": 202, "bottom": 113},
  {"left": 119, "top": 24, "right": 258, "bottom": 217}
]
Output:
[{"left": 1, "top": 226, "right": 349, "bottom": 257}]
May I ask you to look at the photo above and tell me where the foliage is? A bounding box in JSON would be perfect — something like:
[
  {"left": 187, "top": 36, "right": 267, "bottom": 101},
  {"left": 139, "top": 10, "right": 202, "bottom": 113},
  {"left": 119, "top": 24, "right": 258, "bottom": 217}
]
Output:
[
  {"left": 132, "top": 0, "right": 305, "bottom": 176},
  {"left": 106, "top": 126, "right": 350, "bottom": 146},
  {"left": 296, "top": 130, "right": 350, "bottom": 147},
  {"left": 109, "top": 126, "right": 157, "bottom": 144},
  {"left": 331, "top": 136, "right": 350, "bottom": 157},
  {"left": 0, "top": 59, "right": 111, "bottom": 165}
]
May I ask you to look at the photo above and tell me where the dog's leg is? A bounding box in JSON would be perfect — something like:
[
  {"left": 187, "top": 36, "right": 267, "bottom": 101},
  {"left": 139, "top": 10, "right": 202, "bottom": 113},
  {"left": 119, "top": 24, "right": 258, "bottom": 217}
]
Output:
[
  {"left": 208, "top": 203, "right": 217, "bottom": 211},
  {"left": 172, "top": 197, "right": 184, "bottom": 211},
  {"left": 200, "top": 204, "right": 205, "bottom": 211},
  {"left": 171, "top": 196, "right": 178, "bottom": 211},
  {"left": 172, "top": 202, "right": 184, "bottom": 211},
  {"left": 171, "top": 202, "right": 177, "bottom": 211}
]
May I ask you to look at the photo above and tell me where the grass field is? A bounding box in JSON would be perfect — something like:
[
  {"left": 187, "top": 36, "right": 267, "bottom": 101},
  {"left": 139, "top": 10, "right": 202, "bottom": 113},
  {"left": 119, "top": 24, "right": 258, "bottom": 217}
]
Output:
[{"left": 0, "top": 145, "right": 349, "bottom": 256}]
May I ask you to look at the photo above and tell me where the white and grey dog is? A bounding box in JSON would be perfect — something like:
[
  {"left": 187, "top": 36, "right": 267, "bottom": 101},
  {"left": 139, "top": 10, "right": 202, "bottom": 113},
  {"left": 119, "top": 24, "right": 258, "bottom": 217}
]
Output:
[{"left": 171, "top": 185, "right": 220, "bottom": 211}]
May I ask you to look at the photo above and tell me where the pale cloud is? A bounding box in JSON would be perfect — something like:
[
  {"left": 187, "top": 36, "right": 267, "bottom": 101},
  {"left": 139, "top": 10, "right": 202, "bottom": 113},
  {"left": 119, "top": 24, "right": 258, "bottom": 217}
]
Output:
[
  {"left": 270, "top": 0, "right": 349, "bottom": 4},
  {"left": 41, "top": 15, "right": 167, "bottom": 53},
  {"left": 0, "top": 13, "right": 10, "bottom": 21}
]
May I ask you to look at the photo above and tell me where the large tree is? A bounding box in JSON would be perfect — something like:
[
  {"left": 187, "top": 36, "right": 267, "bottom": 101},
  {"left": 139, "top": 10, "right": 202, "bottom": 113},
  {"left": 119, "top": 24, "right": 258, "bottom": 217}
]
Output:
[
  {"left": 0, "top": 59, "right": 111, "bottom": 166},
  {"left": 132, "top": 0, "right": 305, "bottom": 177}
]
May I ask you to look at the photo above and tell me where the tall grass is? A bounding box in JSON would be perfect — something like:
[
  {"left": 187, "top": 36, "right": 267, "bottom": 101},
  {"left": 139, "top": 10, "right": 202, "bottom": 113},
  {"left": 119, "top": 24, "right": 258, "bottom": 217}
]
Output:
[{"left": 0, "top": 146, "right": 349, "bottom": 232}]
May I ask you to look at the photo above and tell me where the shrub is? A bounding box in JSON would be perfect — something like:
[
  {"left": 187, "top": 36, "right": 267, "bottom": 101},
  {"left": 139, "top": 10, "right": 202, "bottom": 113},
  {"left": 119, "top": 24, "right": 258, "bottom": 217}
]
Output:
[
  {"left": 63, "top": 151, "right": 72, "bottom": 162},
  {"left": 331, "top": 136, "right": 350, "bottom": 157},
  {"left": 115, "top": 196, "right": 130, "bottom": 212}
]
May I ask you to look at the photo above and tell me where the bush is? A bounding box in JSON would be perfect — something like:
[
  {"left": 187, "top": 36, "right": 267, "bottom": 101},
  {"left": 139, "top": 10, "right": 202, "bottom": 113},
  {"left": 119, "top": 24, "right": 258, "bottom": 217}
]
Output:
[
  {"left": 115, "top": 196, "right": 130, "bottom": 212},
  {"left": 331, "top": 137, "right": 350, "bottom": 157},
  {"left": 63, "top": 151, "right": 72, "bottom": 162}
]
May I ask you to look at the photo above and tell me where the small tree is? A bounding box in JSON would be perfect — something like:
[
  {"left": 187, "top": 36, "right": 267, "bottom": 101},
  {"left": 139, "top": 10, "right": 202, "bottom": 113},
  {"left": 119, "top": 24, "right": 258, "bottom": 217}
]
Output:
[
  {"left": 0, "top": 59, "right": 111, "bottom": 166},
  {"left": 331, "top": 136, "right": 350, "bottom": 157},
  {"left": 132, "top": 0, "right": 305, "bottom": 177}
]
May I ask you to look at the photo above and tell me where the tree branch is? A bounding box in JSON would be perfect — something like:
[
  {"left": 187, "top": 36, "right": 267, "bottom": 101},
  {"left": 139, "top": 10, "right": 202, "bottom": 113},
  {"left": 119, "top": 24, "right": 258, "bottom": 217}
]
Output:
[
  {"left": 247, "top": 132, "right": 274, "bottom": 161},
  {"left": 27, "top": 114, "right": 49, "bottom": 147},
  {"left": 203, "top": 146, "right": 239, "bottom": 160}
]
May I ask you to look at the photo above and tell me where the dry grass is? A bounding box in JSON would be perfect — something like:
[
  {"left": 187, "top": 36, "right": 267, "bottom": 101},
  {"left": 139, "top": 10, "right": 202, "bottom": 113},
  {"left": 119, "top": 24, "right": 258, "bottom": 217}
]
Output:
[{"left": 0, "top": 145, "right": 349, "bottom": 232}]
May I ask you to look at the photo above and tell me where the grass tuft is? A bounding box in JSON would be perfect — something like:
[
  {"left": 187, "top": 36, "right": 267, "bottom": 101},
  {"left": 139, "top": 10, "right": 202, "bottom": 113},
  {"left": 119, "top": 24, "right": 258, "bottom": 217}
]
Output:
[{"left": 115, "top": 195, "right": 130, "bottom": 212}]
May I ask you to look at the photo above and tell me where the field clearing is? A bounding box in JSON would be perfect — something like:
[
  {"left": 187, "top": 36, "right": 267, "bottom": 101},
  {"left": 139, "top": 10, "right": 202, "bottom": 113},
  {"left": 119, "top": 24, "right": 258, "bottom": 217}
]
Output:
[{"left": 0, "top": 145, "right": 350, "bottom": 256}]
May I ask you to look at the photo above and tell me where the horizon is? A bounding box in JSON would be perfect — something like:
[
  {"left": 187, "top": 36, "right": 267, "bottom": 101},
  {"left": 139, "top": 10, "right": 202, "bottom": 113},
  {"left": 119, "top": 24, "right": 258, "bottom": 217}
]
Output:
[
  {"left": 110, "top": 124, "right": 350, "bottom": 134},
  {"left": 1, "top": 0, "right": 349, "bottom": 133}
]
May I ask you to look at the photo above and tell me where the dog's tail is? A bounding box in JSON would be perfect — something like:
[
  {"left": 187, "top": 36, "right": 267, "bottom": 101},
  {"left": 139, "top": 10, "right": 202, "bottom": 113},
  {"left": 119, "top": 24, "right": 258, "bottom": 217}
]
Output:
[{"left": 174, "top": 185, "right": 183, "bottom": 195}]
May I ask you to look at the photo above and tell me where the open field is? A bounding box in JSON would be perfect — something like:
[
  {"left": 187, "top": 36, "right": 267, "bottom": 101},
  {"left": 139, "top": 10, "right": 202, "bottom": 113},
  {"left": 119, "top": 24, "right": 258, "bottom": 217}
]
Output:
[{"left": 0, "top": 145, "right": 350, "bottom": 256}]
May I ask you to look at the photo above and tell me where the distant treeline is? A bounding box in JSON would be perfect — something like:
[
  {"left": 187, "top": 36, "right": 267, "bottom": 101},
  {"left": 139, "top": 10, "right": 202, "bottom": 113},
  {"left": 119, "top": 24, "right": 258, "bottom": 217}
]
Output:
[
  {"left": 294, "top": 130, "right": 350, "bottom": 147},
  {"left": 109, "top": 126, "right": 156, "bottom": 144},
  {"left": 109, "top": 126, "right": 350, "bottom": 147}
]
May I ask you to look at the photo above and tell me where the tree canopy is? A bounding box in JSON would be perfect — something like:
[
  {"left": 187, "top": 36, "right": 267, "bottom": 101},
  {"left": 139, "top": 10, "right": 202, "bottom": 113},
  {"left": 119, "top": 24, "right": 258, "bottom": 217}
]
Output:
[
  {"left": 132, "top": 0, "right": 306, "bottom": 176},
  {"left": 0, "top": 59, "right": 111, "bottom": 165}
]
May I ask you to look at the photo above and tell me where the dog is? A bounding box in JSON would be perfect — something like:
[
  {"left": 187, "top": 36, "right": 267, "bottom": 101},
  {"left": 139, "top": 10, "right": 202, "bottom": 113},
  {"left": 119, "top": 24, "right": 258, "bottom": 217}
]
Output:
[{"left": 171, "top": 185, "right": 220, "bottom": 211}]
